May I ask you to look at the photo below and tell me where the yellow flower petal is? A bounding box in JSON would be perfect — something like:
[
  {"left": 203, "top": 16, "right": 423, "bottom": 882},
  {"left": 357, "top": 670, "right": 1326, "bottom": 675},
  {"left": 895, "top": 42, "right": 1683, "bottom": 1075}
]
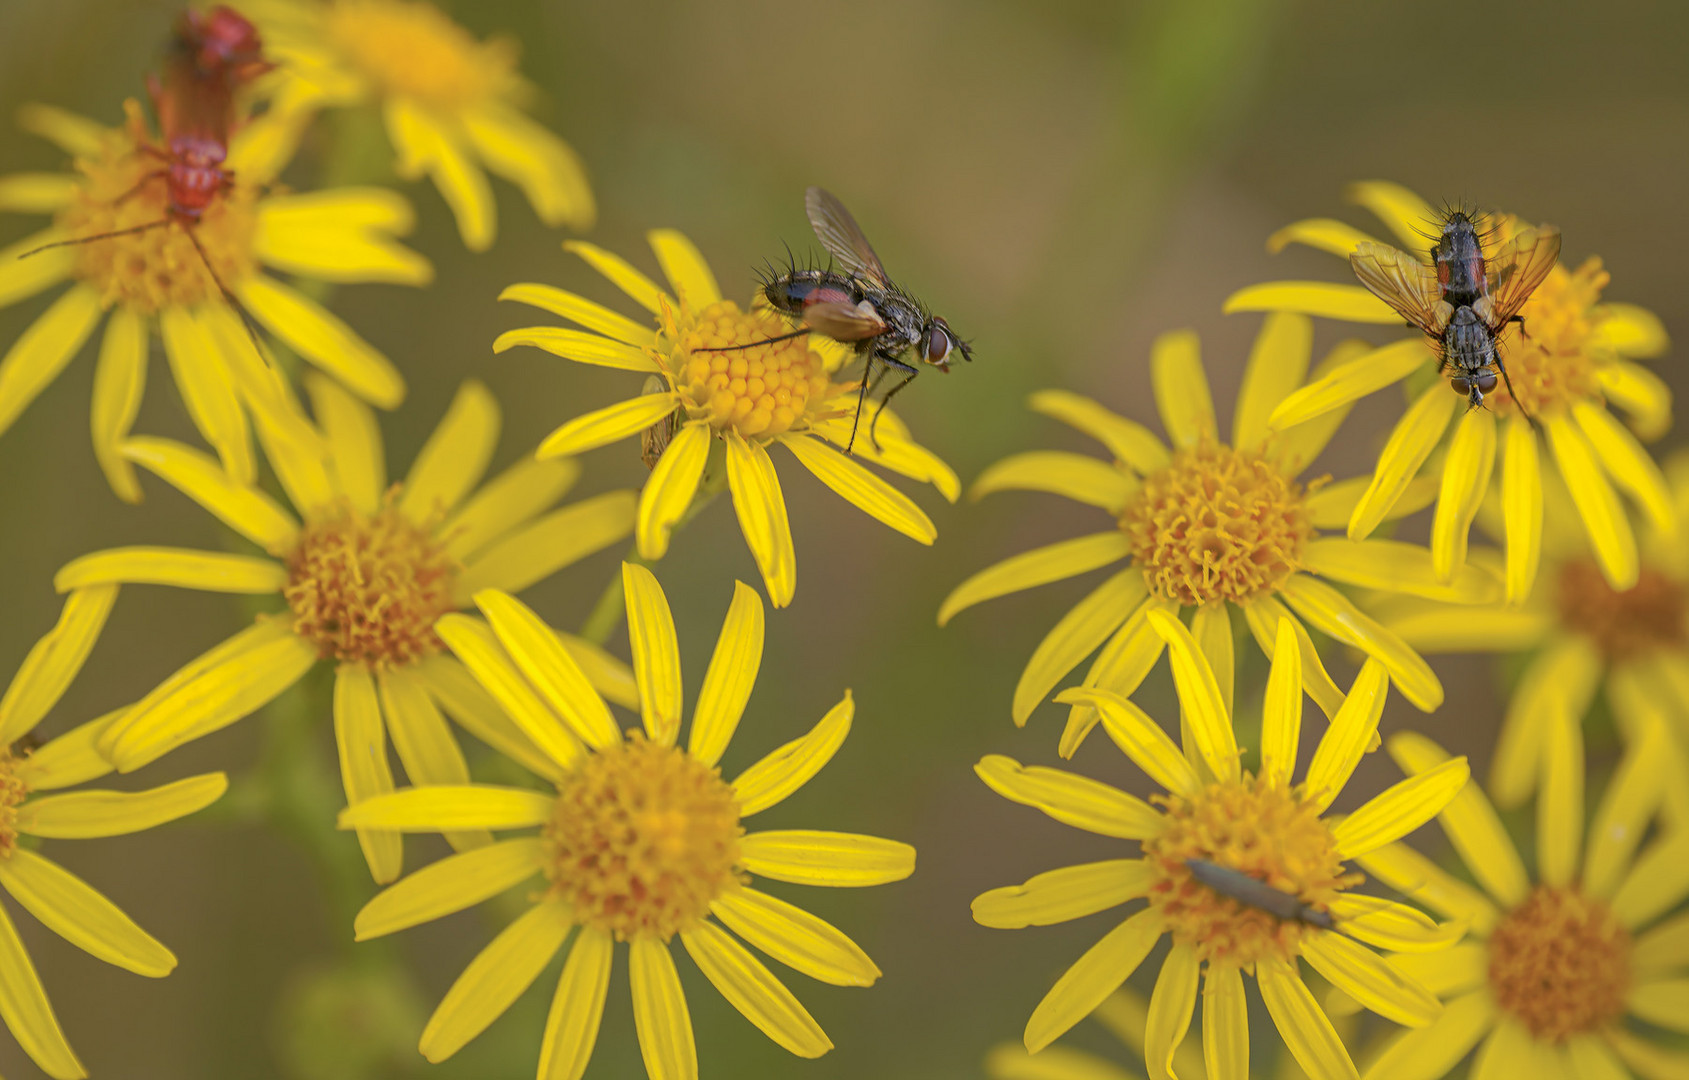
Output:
[
  {"left": 1274, "top": 338, "right": 1376, "bottom": 476},
  {"left": 254, "top": 188, "right": 432, "bottom": 285},
  {"left": 1598, "top": 361, "right": 1672, "bottom": 442},
  {"left": 555, "top": 631, "right": 638, "bottom": 712},
  {"left": 239, "top": 273, "right": 405, "bottom": 408},
  {"left": 724, "top": 430, "right": 796, "bottom": 607},
  {"left": 1354, "top": 841, "right": 1500, "bottom": 935},
  {"left": 1305, "top": 473, "right": 1439, "bottom": 531},
  {"left": 1346, "top": 181, "right": 1436, "bottom": 249},
  {"left": 689, "top": 581, "right": 763, "bottom": 767},
  {"left": 337, "top": 784, "right": 555, "bottom": 831},
  {"left": 0, "top": 584, "right": 115, "bottom": 745},
  {"left": 1500, "top": 414, "right": 1543, "bottom": 603},
  {"left": 497, "top": 283, "right": 656, "bottom": 348},
  {"left": 1242, "top": 596, "right": 1345, "bottom": 720},
  {"left": 1223, "top": 281, "right": 1400, "bottom": 325},
  {"left": 0, "top": 283, "right": 101, "bottom": 440},
  {"left": 1327, "top": 895, "right": 1468, "bottom": 953},
  {"left": 353, "top": 838, "right": 543, "bottom": 941},
  {"left": 823, "top": 423, "right": 960, "bottom": 502},
  {"left": 1055, "top": 688, "right": 1201, "bottom": 798},
  {"left": 14, "top": 709, "right": 118, "bottom": 791},
  {"left": 1472, "top": 1019, "right": 1545, "bottom": 1080},
  {"left": 1301, "top": 932, "right": 1439, "bottom": 1028},
  {"left": 974, "top": 755, "right": 1163, "bottom": 839},
  {"left": 19, "top": 773, "right": 226, "bottom": 839},
  {"left": 1564, "top": 1034, "right": 1636, "bottom": 1080},
  {"left": 1024, "top": 909, "right": 1164, "bottom": 1054},
  {"left": 782, "top": 433, "right": 936, "bottom": 544},
  {"left": 1546, "top": 414, "right": 1637, "bottom": 589},
  {"left": 984, "top": 1044, "right": 1137, "bottom": 1080},
  {"left": 1490, "top": 635, "right": 1600, "bottom": 809},
  {"left": 1628, "top": 978, "right": 1689, "bottom": 1034},
  {"left": 939, "top": 532, "right": 1130, "bottom": 626},
  {"left": 535, "top": 925, "right": 611, "bottom": 1080},
  {"left": 1234, "top": 312, "right": 1313, "bottom": 451},
  {"left": 493, "top": 326, "right": 660, "bottom": 372},
  {"left": 123, "top": 434, "right": 303, "bottom": 553},
  {"left": 1280, "top": 574, "right": 1442, "bottom": 712},
  {"left": 1431, "top": 408, "right": 1496, "bottom": 581},
  {"left": 1028, "top": 390, "right": 1170, "bottom": 473},
  {"left": 414, "top": 655, "right": 566, "bottom": 785},
  {"left": 539, "top": 393, "right": 680, "bottom": 460},
  {"left": 0, "top": 847, "right": 173, "bottom": 976},
  {"left": 971, "top": 451, "right": 1137, "bottom": 511},
  {"left": 1361, "top": 988, "right": 1493, "bottom": 1080},
  {"left": 630, "top": 937, "right": 697, "bottom": 1080},
  {"left": 1385, "top": 944, "right": 1487, "bottom": 998},
  {"left": 1634, "top": 911, "right": 1689, "bottom": 979},
  {"left": 1348, "top": 384, "right": 1458, "bottom": 541},
  {"left": 680, "top": 920, "right": 830, "bottom": 1058},
  {"left": 1059, "top": 595, "right": 1174, "bottom": 756},
  {"left": 1015, "top": 570, "right": 1145, "bottom": 727},
  {"left": 304, "top": 372, "right": 386, "bottom": 513},
  {"left": 1260, "top": 617, "right": 1303, "bottom": 789},
  {"left": 565, "top": 240, "right": 665, "bottom": 314},
  {"left": 440, "top": 456, "right": 580, "bottom": 561},
  {"left": 455, "top": 490, "right": 636, "bottom": 599},
  {"left": 0, "top": 226, "right": 74, "bottom": 309},
  {"left": 648, "top": 229, "right": 721, "bottom": 310},
  {"left": 1257, "top": 956, "right": 1358, "bottom": 1080},
  {"left": 739, "top": 830, "right": 914, "bottom": 888},
  {"left": 435, "top": 614, "right": 582, "bottom": 773},
  {"left": 1201, "top": 962, "right": 1247, "bottom": 1080},
  {"left": 1150, "top": 330, "right": 1215, "bottom": 449},
  {"left": 460, "top": 102, "right": 594, "bottom": 230},
  {"left": 91, "top": 304, "right": 146, "bottom": 502},
  {"left": 622, "top": 563, "right": 683, "bottom": 746},
  {"left": 973, "top": 857, "right": 1150, "bottom": 929},
  {"left": 475, "top": 591, "right": 618, "bottom": 751},
  {"left": 1267, "top": 217, "right": 1379, "bottom": 257},
  {"left": 1586, "top": 712, "right": 1671, "bottom": 900},
  {"left": 1302, "top": 538, "right": 1500, "bottom": 605},
  {"left": 333, "top": 667, "right": 401, "bottom": 882},
  {"left": 1145, "top": 942, "right": 1198, "bottom": 1080},
  {"left": 710, "top": 886, "right": 878, "bottom": 987},
  {"left": 1333, "top": 757, "right": 1470, "bottom": 859},
  {"left": 377, "top": 668, "right": 490, "bottom": 852},
  {"left": 0, "top": 171, "right": 77, "bottom": 213},
  {"left": 386, "top": 98, "right": 494, "bottom": 251},
  {"left": 1574, "top": 399, "right": 1675, "bottom": 537},
  {"left": 419, "top": 901, "right": 570, "bottom": 1063},
  {"left": 1612, "top": 829, "right": 1689, "bottom": 930},
  {"left": 249, "top": 397, "right": 334, "bottom": 517},
  {"left": 1388, "top": 732, "right": 1528, "bottom": 907},
  {"left": 1145, "top": 609, "right": 1238, "bottom": 783},
  {"left": 399, "top": 380, "right": 498, "bottom": 521},
  {"left": 1594, "top": 302, "right": 1671, "bottom": 359},
  {"left": 636, "top": 421, "right": 709, "bottom": 561},
  {"left": 1537, "top": 700, "right": 1582, "bottom": 889},
  {"left": 0, "top": 899, "right": 82, "bottom": 1079},
  {"left": 1374, "top": 599, "right": 1551, "bottom": 653},
  {"left": 732, "top": 691, "right": 851, "bottom": 817},
  {"left": 54, "top": 547, "right": 284, "bottom": 594},
  {"left": 1301, "top": 658, "right": 1389, "bottom": 812},
  {"left": 1607, "top": 1027, "right": 1689, "bottom": 1079}
]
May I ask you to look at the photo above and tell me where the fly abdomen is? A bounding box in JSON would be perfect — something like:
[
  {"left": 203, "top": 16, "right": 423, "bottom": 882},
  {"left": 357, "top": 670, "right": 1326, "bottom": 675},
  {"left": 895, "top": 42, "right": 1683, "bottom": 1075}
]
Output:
[{"left": 763, "top": 269, "right": 857, "bottom": 317}]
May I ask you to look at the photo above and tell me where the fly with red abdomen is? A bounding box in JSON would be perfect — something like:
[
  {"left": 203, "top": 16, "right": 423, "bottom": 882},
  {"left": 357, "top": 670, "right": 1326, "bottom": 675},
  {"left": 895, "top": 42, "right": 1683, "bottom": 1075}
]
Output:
[
  {"left": 1349, "top": 206, "right": 1560, "bottom": 426},
  {"left": 708, "top": 187, "right": 972, "bottom": 452}
]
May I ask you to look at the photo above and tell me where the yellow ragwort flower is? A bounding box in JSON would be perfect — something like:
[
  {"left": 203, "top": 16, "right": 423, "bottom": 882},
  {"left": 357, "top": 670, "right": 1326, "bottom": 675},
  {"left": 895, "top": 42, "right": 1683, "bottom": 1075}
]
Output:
[
  {"left": 1227, "top": 180, "right": 1673, "bottom": 601},
  {"left": 974, "top": 611, "right": 1470, "bottom": 1080},
  {"left": 0, "top": 587, "right": 227, "bottom": 1080},
  {"left": 237, "top": 0, "right": 594, "bottom": 249},
  {"left": 1355, "top": 715, "right": 1689, "bottom": 1080},
  {"left": 0, "top": 100, "right": 429, "bottom": 501},
  {"left": 940, "top": 315, "right": 1468, "bottom": 756},
  {"left": 498, "top": 229, "right": 958, "bottom": 607},
  {"left": 984, "top": 987, "right": 1207, "bottom": 1080},
  {"left": 338, "top": 565, "right": 915, "bottom": 1080},
  {"left": 67, "top": 375, "right": 636, "bottom": 883},
  {"left": 1371, "top": 453, "right": 1689, "bottom": 810}
]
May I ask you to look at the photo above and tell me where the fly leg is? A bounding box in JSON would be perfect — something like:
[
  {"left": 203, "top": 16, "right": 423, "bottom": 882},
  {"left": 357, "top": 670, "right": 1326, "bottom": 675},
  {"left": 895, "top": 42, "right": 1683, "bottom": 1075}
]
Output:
[
  {"left": 1492, "top": 355, "right": 1541, "bottom": 433},
  {"left": 846, "top": 355, "right": 892, "bottom": 453},
  {"left": 865, "top": 356, "right": 920, "bottom": 452},
  {"left": 694, "top": 328, "right": 811, "bottom": 352}
]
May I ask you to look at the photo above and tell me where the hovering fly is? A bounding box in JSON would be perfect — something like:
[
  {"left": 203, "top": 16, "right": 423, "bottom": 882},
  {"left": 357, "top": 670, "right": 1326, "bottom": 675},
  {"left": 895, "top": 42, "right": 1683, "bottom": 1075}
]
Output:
[
  {"left": 709, "top": 186, "right": 972, "bottom": 452},
  {"left": 1349, "top": 208, "right": 1560, "bottom": 425}
]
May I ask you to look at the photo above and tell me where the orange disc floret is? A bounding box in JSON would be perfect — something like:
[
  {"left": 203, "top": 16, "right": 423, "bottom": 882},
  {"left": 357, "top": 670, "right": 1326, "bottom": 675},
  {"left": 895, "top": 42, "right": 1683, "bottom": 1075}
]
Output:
[
  {"left": 0, "top": 750, "right": 28, "bottom": 857},
  {"left": 1488, "top": 256, "right": 1609, "bottom": 421},
  {"left": 1488, "top": 885, "right": 1630, "bottom": 1043},
  {"left": 671, "top": 301, "right": 833, "bottom": 440},
  {"left": 1556, "top": 558, "right": 1687, "bottom": 662}
]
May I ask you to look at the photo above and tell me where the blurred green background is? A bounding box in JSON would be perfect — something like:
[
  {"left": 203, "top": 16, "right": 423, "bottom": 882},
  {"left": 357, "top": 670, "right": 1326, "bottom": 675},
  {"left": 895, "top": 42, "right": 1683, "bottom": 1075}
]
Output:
[{"left": 0, "top": 0, "right": 1685, "bottom": 1076}]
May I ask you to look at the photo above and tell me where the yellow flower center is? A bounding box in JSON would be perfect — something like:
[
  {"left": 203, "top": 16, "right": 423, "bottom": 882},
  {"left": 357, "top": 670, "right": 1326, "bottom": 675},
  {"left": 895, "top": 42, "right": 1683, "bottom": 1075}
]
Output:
[
  {"left": 1122, "top": 441, "right": 1313, "bottom": 606},
  {"left": 284, "top": 498, "right": 458, "bottom": 668},
  {"left": 326, "top": 0, "right": 518, "bottom": 108},
  {"left": 543, "top": 736, "right": 744, "bottom": 942},
  {"left": 1489, "top": 258, "right": 1609, "bottom": 420},
  {"left": 1556, "top": 558, "right": 1686, "bottom": 662},
  {"left": 669, "top": 300, "right": 836, "bottom": 440},
  {"left": 1143, "top": 773, "right": 1356, "bottom": 965},
  {"left": 0, "top": 750, "right": 29, "bottom": 857},
  {"left": 1487, "top": 885, "right": 1630, "bottom": 1043},
  {"left": 56, "top": 104, "right": 258, "bottom": 315}
]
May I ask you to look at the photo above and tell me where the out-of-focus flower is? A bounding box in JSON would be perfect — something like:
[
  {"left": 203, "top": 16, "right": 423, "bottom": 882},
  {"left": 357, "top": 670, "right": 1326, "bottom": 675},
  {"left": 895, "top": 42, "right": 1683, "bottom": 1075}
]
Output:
[
  {"left": 341, "top": 566, "right": 914, "bottom": 1079},
  {"left": 941, "top": 315, "right": 1471, "bottom": 756},
  {"left": 0, "top": 587, "right": 227, "bottom": 1080},
  {"left": 499, "top": 230, "right": 957, "bottom": 607},
  {"left": 1371, "top": 453, "right": 1689, "bottom": 809},
  {"left": 1227, "top": 181, "right": 1673, "bottom": 600},
  {"left": 238, "top": 0, "right": 593, "bottom": 249},
  {"left": 69, "top": 376, "right": 635, "bottom": 883},
  {"left": 0, "top": 101, "right": 429, "bottom": 500},
  {"left": 1357, "top": 716, "right": 1689, "bottom": 1080},
  {"left": 973, "top": 611, "right": 1468, "bottom": 1080},
  {"left": 983, "top": 987, "right": 1205, "bottom": 1080}
]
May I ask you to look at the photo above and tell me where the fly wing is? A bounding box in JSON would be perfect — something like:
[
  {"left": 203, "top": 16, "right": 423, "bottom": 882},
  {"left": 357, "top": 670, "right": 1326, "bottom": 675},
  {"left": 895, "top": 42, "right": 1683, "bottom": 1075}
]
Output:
[
  {"left": 1350, "top": 241, "right": 1447, "bottom": 334},
  {"left": 803, "top": 300, "right": 887, "bottom": 343},
  {"left": 1486, "top": 224, "right": 1561, "bottom": 326},
  {"left": 806, "top": 186, "right": 890, "bottom": 286}
]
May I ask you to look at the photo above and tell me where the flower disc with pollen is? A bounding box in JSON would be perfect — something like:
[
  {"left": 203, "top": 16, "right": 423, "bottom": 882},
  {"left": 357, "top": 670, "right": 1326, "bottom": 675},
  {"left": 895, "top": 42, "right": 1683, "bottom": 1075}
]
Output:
[
  {"left": 1122, "top": 441, "right": 1314, "bottom": 606},
  {"left": 284, "top": 501, "right": 458, "bottom": 667},
  {"left": 670, "top": 301, "right": 835, "bottom": 440},
  {"left": 325, "top": 0, "right": 519, "bottom": 107},
  {"left": 1143, "top": 773, "right": 1356, "bottom": 966},
  {"left": 1487, "top": 885, "right": 1631, "bottom": 1043},
  {"left": 57, "top": 107, "right": 257, "bottom": 314},
  {"left": 1487, "top": 258, "right": 1609, "bottom": 421},
  {"left": 0, "top": 751, "right": 30, "bottom": 857},
  {"left": 544, "top": 736, "right": 744, "bottom": 942},
  {"left": 1556, "top": 558, "right": 1686, "bottom": 663}
]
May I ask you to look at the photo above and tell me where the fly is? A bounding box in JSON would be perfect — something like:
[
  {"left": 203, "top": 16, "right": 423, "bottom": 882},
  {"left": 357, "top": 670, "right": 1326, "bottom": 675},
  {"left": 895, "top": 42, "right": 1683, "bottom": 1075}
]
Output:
[
  {"left": 1184, "top": 858, "right": 1336, "bottom": 930},
  {"left": 1349, "top": 208, "right": 1560, "bottom": 426},
  {"left": 708, "top": 187, "right": 972, "bottom": 452}
]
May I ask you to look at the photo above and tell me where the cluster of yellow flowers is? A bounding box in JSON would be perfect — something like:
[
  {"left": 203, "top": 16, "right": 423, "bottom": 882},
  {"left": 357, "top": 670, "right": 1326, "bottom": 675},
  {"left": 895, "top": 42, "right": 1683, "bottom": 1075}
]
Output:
[{"left": 0, "top": 3, "right": 1681, "bottom": 1080}]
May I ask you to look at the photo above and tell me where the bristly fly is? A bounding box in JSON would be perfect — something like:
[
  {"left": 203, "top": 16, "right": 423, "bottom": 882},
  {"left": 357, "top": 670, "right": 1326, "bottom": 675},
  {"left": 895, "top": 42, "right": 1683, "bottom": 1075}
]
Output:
[
  {"left": 705, "top": 186, "right": 972, "bottom": 453},
  {"left": 1349, "top": 206, "right": 1560, "bottom": 427}
]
